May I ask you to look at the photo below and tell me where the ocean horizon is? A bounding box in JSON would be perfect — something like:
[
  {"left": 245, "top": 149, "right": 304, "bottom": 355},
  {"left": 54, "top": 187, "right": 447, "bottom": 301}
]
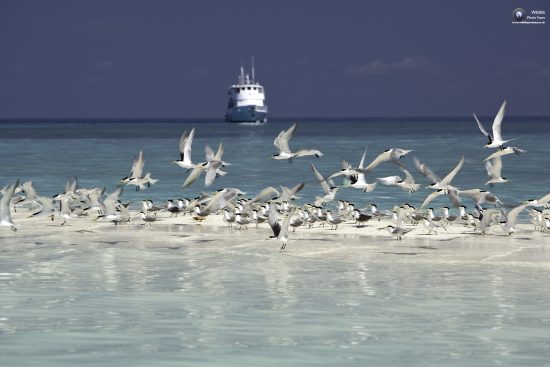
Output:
[{"left": 1, "top": 115, "right": 549, "bottom": 123}]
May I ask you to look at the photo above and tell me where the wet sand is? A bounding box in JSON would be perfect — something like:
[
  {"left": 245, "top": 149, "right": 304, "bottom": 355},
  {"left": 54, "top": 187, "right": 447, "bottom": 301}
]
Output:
[{"left": 3, "top": 210, "right": 550, "bottom": 269}]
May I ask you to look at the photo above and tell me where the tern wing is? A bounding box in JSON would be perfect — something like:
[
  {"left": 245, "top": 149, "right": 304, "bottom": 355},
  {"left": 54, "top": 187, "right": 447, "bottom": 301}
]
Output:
[
  {"left": 401, "top": 168, "right": 416, "bottom": 184},
  {"left": 295, "top": 149, "right": 323, "bottom": 158},
  {"left": 485, "top": 156, "right": 503, "bottom": 178},
  {"left": 182, "top": 128, "right": 195, "bottom": 164},
  {"left": 413, "top": 157, "right": 441, "bottom": 184},
  {"left": 492, "top": 100, "right": 507, "bottom": 143},
  {"left": 63, "top": 177, "right": 72, "bottom": 194},
  {"left": 506, "top": 202, "right": 527, "bottom": 226},
  {"left": 104, "top": 187, "right": 123, "bottom": 215},
  {"left": 358, "top": 145, "right": 368, "bottom": 169},
  {"left": 473, "top": 113, "right": 492, "bottom": 145},
  {"left": 205, "top": 145, "right": 215, "bottom": 162},
  {"left": 279, "top": 182, "right": 304, "bottom": 202},
  {"left": 250, "top": 187, "right": 280, "bottom": 204},
  {"left": 311, "top": 164, "right": 330, "bottom": 194},
  {"left": 341, "top": 159, "right": 352, "bottom": 170},
  {"left": 205, "top": 190, "right": 238, "bottom": 212},
  {"left": 178, "top": 130, "right": 189, "bottom": 159},
  {"left": 364, "top": 150, "right": 390, "bottom": 172},
  {"left": 0, "top": 180, "right": 18, "bottom": 223},
  {"left": 278, "top": 186, "right": 292, "bottom": 202},
  {"left": 278, "top": 208, "right": 296, "bottom": 240},
  {"left": 448, "top": 189, "right": 462, "bottom": 208},
  {"left": 419, "top": 190, "right": 445, "bottom": 209},
  {"left": 274, "top": 122, "right": 297, "bottom": 154},
  {"left": 290, "top": 182, "right": 305, "bottom": 196},
  {"left": 537, "top": 192, "right": 550, "bottom": 206},
  {"left": 439, "top": 156, "right": 464, "bottom": 186},
  {"left": 204, "top": 161, "right": 222, "bottom": 187},
  {"left": 459, "top": 189, "right": 482, "bottom": 199},
  {"left": 183, "top": 165, "right": 205, "bottom": 188},
  {"left": 483, "top": 149, "right": 507, "bottom": 162},
  {"left": 268, "top": 205, "right": 281, "bottom": 237},
  {"left": 22, "top": 181, "right": 38, "bottom": 200},
  {"left": 214, "top": 142, "right": 224, "bottom": 161},
  {"left": 512, "top": 147, "right": 526, "bottom": 155},
  {"left": 30, "top": 196, "right": 55, "bottom": 217},
  {"left": 131, "top": 151, "right": 144, "bottom": 179},
  {"left": 63, "top": 176, "right": 78, "bottom": 194}
]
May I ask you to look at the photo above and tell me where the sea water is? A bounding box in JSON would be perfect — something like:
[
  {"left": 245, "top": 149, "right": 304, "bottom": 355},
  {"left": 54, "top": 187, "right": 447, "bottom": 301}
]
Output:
[{"left": 1, "top": 118, "right": 550, "bottom": 365}]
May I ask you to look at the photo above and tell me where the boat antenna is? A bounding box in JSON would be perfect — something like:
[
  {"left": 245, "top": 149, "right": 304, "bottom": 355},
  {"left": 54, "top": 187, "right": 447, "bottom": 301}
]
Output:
[
  {"left": 251, "top": 55, "right": 255, "bottom": 83},
  {"left": 240, "top": 58, "right": 244, "bottom": 84}
]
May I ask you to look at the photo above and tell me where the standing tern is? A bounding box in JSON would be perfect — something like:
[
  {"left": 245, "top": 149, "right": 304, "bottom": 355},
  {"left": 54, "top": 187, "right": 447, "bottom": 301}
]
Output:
[
  {"left": 382, "top": 225, "right": 414, "bottom": 240},
  {"left": 326, "top": 210, "right": 344, "bottom": 230}
]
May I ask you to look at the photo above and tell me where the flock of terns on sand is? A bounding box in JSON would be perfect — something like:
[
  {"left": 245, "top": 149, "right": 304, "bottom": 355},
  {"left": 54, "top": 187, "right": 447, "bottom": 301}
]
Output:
[{"left": 2, "top": 100, "right": 550, "bottom": 250}]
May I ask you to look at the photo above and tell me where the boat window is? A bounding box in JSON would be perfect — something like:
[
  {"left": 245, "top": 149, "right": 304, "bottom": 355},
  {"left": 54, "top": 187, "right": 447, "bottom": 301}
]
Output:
[
  {"left": 258, "top": 87, "right": 263, "bottom": 93},
  {"left": 234, "top": 87, "right": 240, "bottom": 93},
  {"left": 247, "top": 87, "right": 251, "bottom": 90},
  {"left": 253, "top": 87, "right": 257, "bottom": 90}
]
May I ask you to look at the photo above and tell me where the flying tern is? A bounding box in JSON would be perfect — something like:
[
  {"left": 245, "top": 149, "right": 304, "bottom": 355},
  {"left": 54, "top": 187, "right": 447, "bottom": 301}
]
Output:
[
  {"left": 357, "top": 148, "right": 412, "bottom": 174},
  {"left": 414, "top": 156, "right": 464, "bottom": 191},
  {"left": 271, "top": 122, "right": 323, "bottom": 162},
  {"left": 173, "top": 127, "right": 196, "bottom": 170},
  {"left": 377, "top": 168, "right": 421, "bottom": 193},
  {"left": 473, "top": 100, "right": 513, "bottom": 149},
  {"left": 0, "top": 180, "right": 19, "bottom": 231},
  {"left": 311, "top": 164, "right": 338, "bottom": 206},
  {"left": 485, "top": 156, "right": 508, "bottom": 186},
  {"left": 183, "top": 143, "right": 228, "bottom": 188}
]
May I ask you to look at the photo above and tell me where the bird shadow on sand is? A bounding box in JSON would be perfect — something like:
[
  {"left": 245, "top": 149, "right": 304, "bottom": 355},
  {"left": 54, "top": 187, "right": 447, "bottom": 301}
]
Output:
[
  {"left": 96, "top": 240, "right": 127, "bottom": 246},
  {"left": 414, "top": 245, "right": 438, "bottom": 250},
  {"left": 379, "top": 251, "right": 419, "bottom": 256}
]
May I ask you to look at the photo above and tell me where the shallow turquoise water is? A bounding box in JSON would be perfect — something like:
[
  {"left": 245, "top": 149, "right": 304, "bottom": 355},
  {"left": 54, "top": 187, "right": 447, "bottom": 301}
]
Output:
[
  {"left": 1, "top": 238, "right": 550, "bottom": 366},
  {"left": 1, "top": 118, "right": 549, "bottom": 209},
  {"left": 1, "top": 118, "right": 550, "bottom": 365}
]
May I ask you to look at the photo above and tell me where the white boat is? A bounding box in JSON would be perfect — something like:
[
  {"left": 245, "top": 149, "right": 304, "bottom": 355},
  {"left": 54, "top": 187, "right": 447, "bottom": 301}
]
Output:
[{"left": 225, "top": 63, "right": 268, "bottom": 123}]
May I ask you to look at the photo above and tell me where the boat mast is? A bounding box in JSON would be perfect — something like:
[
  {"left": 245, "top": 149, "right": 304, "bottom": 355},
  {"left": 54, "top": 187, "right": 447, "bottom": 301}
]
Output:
[
  {"left": 240, "top": 66, "right": 244, "bottom": 84},
  {"left": 251, "top": 56, "right": 255, "bottom": 84}
]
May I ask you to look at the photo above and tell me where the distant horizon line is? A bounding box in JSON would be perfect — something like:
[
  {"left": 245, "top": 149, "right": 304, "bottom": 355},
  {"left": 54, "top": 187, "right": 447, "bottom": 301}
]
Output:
[{"left": 0, "top": 115, "right": 549, "bottom": 122}]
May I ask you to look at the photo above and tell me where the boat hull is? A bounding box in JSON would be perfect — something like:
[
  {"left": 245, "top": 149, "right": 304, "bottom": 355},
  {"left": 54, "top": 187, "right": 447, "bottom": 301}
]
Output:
[{"left": 225, "top": 105, "right": 267, "bottom": 123}]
